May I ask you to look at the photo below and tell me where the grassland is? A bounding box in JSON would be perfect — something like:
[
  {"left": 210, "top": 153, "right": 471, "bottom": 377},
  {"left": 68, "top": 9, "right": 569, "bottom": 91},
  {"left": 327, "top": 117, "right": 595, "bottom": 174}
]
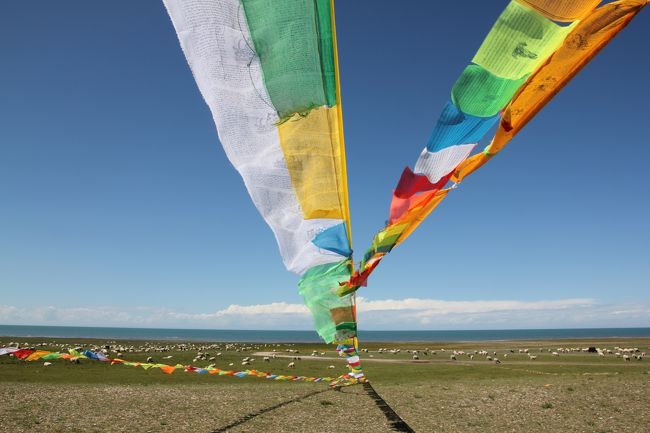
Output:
[{"left": 1, "top": 336, "right": 649, "bottom": 432}]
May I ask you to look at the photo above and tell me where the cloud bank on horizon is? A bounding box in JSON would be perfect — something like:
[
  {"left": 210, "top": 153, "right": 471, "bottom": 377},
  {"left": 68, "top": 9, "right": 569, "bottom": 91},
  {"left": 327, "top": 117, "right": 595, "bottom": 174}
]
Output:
[{"left": 1, "top": 297, "right": 648, "bottom": 330}]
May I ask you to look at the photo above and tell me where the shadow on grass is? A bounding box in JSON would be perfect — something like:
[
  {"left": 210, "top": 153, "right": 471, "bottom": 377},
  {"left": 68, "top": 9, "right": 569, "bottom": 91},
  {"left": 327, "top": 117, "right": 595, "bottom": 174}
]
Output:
[
  {"left": 211, "top": 387, "right": 333, "bottom": 432},
  {"left": 362, "top": 382, "right": 416, "bottom": 433},
  {"left": 210, "top": 382, "right": 417, "bottom": 433}
]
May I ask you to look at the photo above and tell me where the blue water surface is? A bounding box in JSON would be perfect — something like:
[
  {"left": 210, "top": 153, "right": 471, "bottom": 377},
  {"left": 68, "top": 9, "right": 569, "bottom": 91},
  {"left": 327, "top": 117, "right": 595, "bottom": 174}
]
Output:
[{"left": 1, "top": 325, "right": 649, "bottom": 343}]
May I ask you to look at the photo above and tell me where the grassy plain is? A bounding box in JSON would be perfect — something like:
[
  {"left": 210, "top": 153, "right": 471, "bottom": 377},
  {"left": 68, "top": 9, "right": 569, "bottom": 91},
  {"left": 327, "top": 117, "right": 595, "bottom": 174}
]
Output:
[{"left": 1, "top": 336, "right": 649, "bottom": 432}]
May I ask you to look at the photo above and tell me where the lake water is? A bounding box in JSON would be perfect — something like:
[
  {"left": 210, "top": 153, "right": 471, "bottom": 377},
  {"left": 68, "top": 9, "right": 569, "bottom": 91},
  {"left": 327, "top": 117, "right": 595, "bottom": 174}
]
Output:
[{"left": 1, "top": 325, "right": 649, "bottom": 343}]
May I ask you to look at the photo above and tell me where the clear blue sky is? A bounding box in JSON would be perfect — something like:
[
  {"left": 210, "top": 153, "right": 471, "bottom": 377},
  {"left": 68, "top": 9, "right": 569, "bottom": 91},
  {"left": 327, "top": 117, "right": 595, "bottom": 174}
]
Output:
[{"left": 1, "top": 1, "right": 648, "bottom": 329}]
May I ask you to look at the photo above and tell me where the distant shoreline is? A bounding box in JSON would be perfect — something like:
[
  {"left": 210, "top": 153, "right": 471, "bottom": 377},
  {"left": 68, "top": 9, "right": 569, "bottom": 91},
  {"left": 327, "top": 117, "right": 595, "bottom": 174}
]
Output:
[{"left": 2, "top": 324, "right": 649, "bottom": 343}]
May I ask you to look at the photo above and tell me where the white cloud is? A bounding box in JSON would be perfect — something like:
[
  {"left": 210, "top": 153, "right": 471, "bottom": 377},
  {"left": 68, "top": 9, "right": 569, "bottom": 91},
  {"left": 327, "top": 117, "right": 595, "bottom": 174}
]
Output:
[
  {"left": 215, "top": 302, "right": 309, "bottom": 316},
  {"left": 1, "top": 297, "right": 648, "bottom": 330}
]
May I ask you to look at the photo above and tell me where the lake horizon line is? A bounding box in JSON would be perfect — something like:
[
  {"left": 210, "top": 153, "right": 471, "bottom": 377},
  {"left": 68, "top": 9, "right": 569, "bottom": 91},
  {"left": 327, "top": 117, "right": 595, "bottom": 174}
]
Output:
[{"left": 2, "top": 324, "right": 649, "bottom": 343}]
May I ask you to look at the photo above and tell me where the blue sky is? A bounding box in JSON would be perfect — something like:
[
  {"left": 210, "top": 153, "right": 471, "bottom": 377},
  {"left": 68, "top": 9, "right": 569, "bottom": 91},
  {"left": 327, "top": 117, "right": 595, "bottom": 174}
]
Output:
[{"left": 1, "top": 1, "right": 648, "bottom": 330}]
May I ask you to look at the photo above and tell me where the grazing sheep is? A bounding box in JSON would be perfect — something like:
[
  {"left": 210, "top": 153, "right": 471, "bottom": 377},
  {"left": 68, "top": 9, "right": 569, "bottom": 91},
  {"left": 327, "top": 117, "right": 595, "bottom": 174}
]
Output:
[
  {"left": 623, "top": 355, "right": 630, "bottom": 361},
  {"left": 529, "top": 355, "right": 537, "bottom": 360},
  {"left": 288, "top": 362, "right": 296, "bottom": 368},
  {"left": 43, "top": 362, "right": 52, "bottom": 366},
  {"left": 242, "top": 361, "right": 250, "bottom": 366},
  {"left": 146, "top": 357, "right": 153, "bottom": 363},
  {"left": 494, "top": 358, "right": 501, "bottom": 364},
  {"left": 552, "top": 352, "right": 559, "bottom": 356},
  {"left": 328, "top": 365, "right": 336, "bottom": 369},
  {"left": 413, "top": 354, "right": 419, "bottom": 360}
]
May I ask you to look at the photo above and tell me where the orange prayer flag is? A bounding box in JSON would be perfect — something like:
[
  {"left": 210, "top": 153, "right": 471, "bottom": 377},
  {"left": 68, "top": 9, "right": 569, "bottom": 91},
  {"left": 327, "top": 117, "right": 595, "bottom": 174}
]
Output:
[
  {"left": 453, "top": 0, "right": 647, "bottom": 183},
  {"left": 451, "top": 149, "right": 494, "bottom": 183},
  {"left": 396, "top": 189, "right": 450, "bottom": 246},
  {"left": 159, "top": 365, "right": 176, "bottom": 374},
  {"left": 496, "top": 0, "right": 647, "bottom": 151},
  {"left": 518, "top": 0, "right": 600, "bottom": 21},
  {"left": 25, "top": 350, "right": 50, "bottom": 361}
]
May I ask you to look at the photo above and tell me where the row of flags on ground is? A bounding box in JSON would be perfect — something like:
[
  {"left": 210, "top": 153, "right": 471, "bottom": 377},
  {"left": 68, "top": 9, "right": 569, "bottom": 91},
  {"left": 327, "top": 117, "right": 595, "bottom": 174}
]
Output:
[{"left": 0, "top": 347, "right": 336, "bottom": 383}]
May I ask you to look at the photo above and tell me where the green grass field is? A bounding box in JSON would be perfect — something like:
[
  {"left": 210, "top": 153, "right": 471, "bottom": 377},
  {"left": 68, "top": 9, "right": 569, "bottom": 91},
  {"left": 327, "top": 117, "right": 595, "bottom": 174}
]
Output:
[{"left": 1, "top": 336, "right": 649, "bottom": 432}]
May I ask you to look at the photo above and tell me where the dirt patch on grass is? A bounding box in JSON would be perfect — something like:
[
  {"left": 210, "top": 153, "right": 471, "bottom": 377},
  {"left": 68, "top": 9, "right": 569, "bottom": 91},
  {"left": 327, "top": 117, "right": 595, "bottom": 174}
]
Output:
[
  {"left": 374, "top": 375, "right": 650, "bottom": 433},
  {"left": 3, "top": 375, "right": 648, "bottom": 432},
  {"left": 0, "top": 382, "right": 392, "bottom": 433}
]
